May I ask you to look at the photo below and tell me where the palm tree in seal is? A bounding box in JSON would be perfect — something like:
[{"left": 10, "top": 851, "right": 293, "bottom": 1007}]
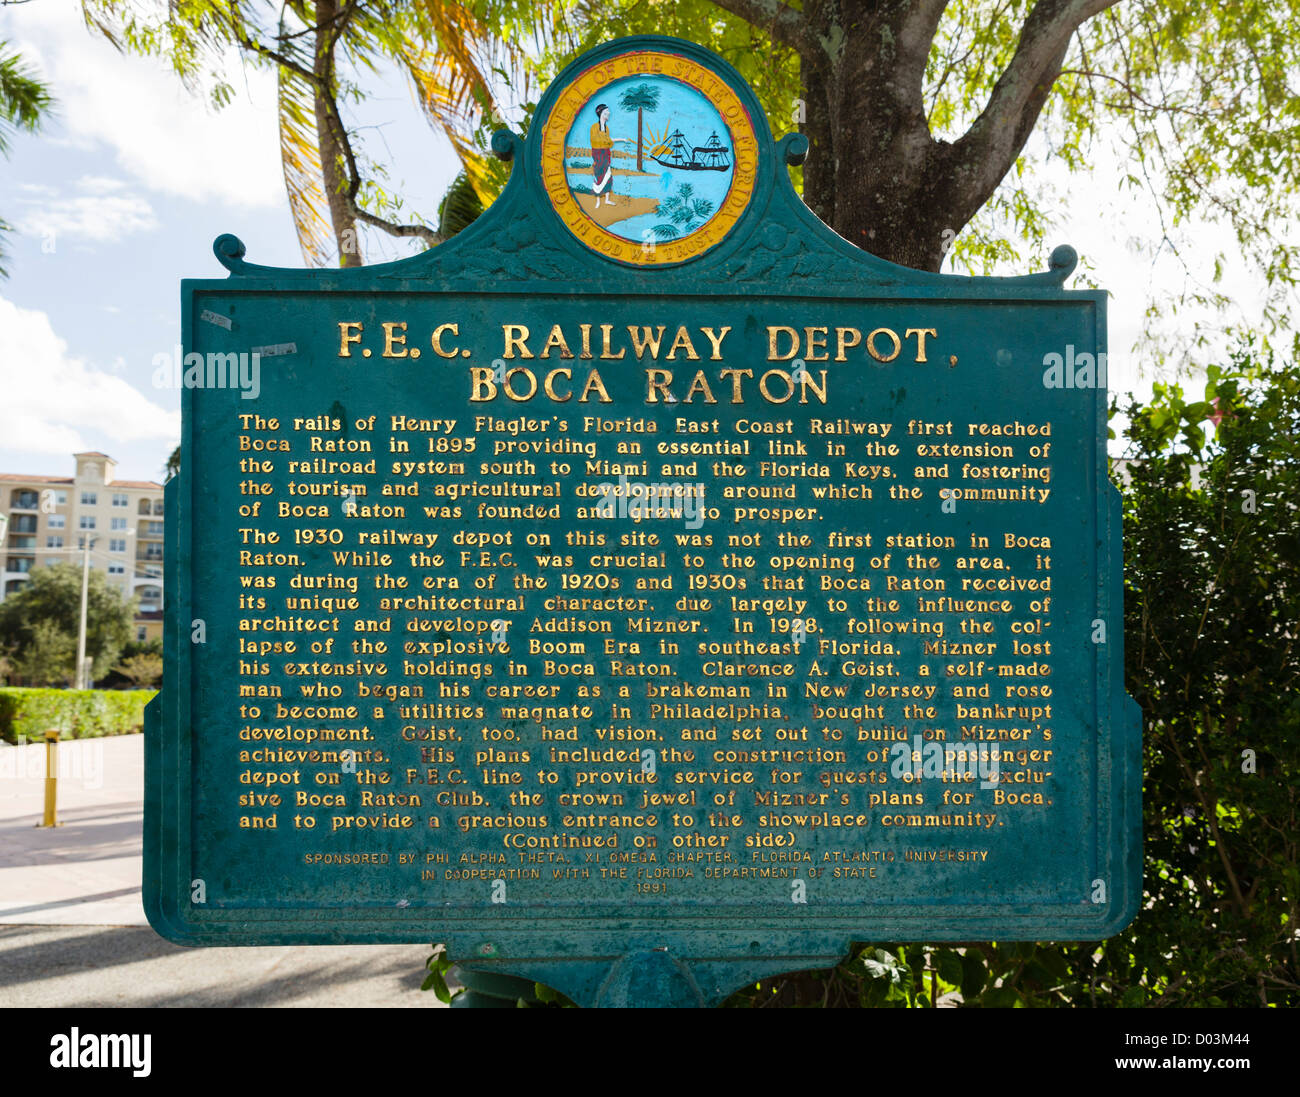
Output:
[{"left": 617, "top": 83, "right": 660, "bottom": 173}]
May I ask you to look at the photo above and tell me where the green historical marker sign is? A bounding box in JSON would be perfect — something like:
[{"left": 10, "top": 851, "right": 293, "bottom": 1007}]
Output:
[{"left": 146, "top": 36, "right": 1141, "bottom": 1007}]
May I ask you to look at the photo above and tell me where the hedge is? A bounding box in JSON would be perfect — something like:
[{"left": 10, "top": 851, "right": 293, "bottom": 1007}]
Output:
[{"left": 0, "top": 688, "right": 157, "bottom": 744}]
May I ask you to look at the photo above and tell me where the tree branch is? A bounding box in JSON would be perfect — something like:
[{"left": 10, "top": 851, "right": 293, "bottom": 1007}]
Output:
[
  {"left": 317, "top": 78, "right": 442, "bottom": 248},
  {"left": 896, "top": 0, "right": 952, "bottom": 81},
  {"left": 885, "top": 0, "right": 953, "bottom": 144},
  {"left": 707, "top": 0, "right": 810, "bottom": 52},
  {"left": 221, "top": 4, "right": 440, "bottom": 254},
  {"left": 950, "top": 0, "right": 1120, "bottom": 205}
]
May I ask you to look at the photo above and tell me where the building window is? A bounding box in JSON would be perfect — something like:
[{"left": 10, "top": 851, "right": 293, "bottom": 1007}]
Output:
[
  {"left": 108, "top": 563, "right": 125, "bottom": 575},
  {"left": 46, "top": 535, "right": 63, "bottom": 549},
  {"left": 54, "top": 491, "right": 67, "bottom": 505},
  {"left": 141, "top": 544, "right": 163, "bottom": 561},
  {"left": 47, "top": 515, "right": 65, "bottom": 529},
  {"left": 81, "top": 491, "right": 97, "bottom": 506},
  {"left": 153, "top": 500, "right": 164, "bottom": 516},
  {"left": 110, "top": 517, "right": 127, "bottom": 531},
  {"left": 7, "top": 557, "right": 32, "bottom": 573},
  {"left": 11, "top": 489, "right": 39, "bottom": 509},
  {"left": 79, "top": 516, "right": 96, "bottom": 530},
  {"left": 136, "top": 626, "right": 148, "bottom": 642},
  {"left": 145, "top": 521, "right": 164, "bottom": 536},
  {"left": 11, "top": 515, "right": 37, "bottom": 533},
  {"left": 109, "top": 538, "right": 126, "bottom": 553},
  {"left": 112, "top": 493, "right": 129, "bottom": 507}
]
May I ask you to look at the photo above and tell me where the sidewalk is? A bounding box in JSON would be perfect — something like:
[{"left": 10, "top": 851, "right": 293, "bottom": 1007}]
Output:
[
  {"left": 0, "top": 734, "right": 445, "bottom": 1006},
  {"left": 0, "top": 734, "right": 146, "bottom": 925}
]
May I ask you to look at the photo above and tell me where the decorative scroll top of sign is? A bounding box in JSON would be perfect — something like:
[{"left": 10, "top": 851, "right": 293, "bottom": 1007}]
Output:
[{"left": 539, "top": 49, "right": 760, "bottom": 266}]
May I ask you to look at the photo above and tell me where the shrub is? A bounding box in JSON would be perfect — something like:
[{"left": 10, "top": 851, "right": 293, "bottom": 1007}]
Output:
[{"left": 0, "top": 687, "right": 156, "bottom": 744}]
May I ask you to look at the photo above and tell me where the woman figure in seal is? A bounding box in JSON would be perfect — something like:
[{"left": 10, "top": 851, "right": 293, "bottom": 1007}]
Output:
[{"left": 590, "top": 103, "right": 635, "bottom": 208}]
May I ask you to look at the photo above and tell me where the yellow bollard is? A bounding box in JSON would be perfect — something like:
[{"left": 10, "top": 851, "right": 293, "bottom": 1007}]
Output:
[{"left": 41, "top": 729, "right": 60, "bottom": 828}]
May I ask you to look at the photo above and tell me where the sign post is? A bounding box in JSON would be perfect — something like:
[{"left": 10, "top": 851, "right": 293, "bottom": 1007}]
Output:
[{"left": 146, "top": 36, "right": 1141, "bottom": 1007}]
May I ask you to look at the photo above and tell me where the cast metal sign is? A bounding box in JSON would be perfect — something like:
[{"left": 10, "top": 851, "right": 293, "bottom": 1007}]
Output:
[{"left": 146, "top": 36, "right": 1140, "bottom": 1007}]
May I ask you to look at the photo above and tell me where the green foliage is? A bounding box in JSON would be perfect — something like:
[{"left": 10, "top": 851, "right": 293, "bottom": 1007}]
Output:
[
  {"left": 113, "top": 653, "right": 164, "bottom": 688},
  {"left": 101, "top": 639, "right": 164, "bottom": 689},
  {"left": 13, "top": 621, "right": 77, "bottom": 687},
  {"left": 437, "top": 171, "right": 485, "bottom": 239},
  {"left": 419, "top": 947, "right": 463, "bottom": 1004},
  {"left": 0, "top": 41, "right": 50, "bottom": 153},
  {"left": 0, "top": 688, "right": 156, "bottom": 745},
  {"left": 0, "top": 563, "right": 135, "bottom": 685},
  {"left": 529, "top": 981, "right": 577, "bottom": 1007},
  {"left": 122, "top": 638, "right": 163, "bottom": 660},
  {"left": 0, "top": 40, "right": 54, "bottom": 277}
]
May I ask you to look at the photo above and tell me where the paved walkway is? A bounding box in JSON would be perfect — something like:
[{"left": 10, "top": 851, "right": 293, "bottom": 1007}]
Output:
[
  {"left": 0, "top": 735, "right": 445, "bottom": 1006},
  {"left": 0, "top": 734, "right": 146, "bottom": 926}
]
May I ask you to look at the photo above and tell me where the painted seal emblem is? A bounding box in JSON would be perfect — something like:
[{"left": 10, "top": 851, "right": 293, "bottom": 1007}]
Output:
[{"left": 540, "top": 51, "right": 759, "bottom": 266}]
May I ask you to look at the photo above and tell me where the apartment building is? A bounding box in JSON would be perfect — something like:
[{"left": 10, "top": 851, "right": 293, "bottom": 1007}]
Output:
[{"left": 1, "top": 452, "right": 165, "bottom": 643}]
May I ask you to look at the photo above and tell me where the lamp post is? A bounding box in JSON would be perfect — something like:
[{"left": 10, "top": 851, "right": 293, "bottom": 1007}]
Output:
[
  {"left": 75, "top": 535, "right": 93, "bottom": 690},
  {"left": 72, "top": 528, "right": 134, "bottom": 690}
]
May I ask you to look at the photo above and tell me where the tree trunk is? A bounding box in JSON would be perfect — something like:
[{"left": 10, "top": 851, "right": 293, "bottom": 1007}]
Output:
[
  {"left": 637, "top": 108, "right": 644, "bottom": 172},
  {"left": 796, "top": 1, "right": 951, "bottom": 270},
  {"left": 314, "top": 0, "right": 361, "bottom": 267},
  {"left": 788, "top": 0, "right": 1076, "bottom": 273},
  {"left": 800, "top": 56, "right": 836, "bottom": 230}
]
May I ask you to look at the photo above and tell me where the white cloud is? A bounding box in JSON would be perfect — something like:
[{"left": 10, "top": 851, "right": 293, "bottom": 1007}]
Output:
[
  {"left": 9, "top": 4, "right": 284, "bottom": 208},
  {"left": 75, "top": 175, "right": 128, "bottom": 195},
  {"left": 0, "top": 296, "right": 180, "bottom": 456},
  {"left": 17, "top": 191, "right": 158, "bottom": 244}
]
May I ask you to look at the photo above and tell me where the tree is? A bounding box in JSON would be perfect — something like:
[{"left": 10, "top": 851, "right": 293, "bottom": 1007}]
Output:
[
  {"left": 546, "top": 0, "right": 1300, "bottom": 364},
  {"left": 81, "top": 1, "right": 561, "bottom": 265},
  {"left": 13, "top": 620, "right": 77, "bottom": 687},
  {"left": 617, "top": 81, "right": 659, "bottom": 172},
  {"left": 0, "top": 39, "right": 54, "bottom": 277},
  {"left": 0, "top": 564, "right": 135, "bottom": 687},
  {"left": 113, "top": 652, "right": 164, "bottom": 689}
]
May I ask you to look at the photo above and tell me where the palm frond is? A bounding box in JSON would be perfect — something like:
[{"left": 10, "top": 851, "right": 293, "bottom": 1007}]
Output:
[
  {"left": 438, "top": 171, "right": 484, "bottom": 238},
  {"left": 277, "top": 66, "right": 335, "bottom": 268},
  {"left": 0, "top": 41, "right": 53, "bottom": 156}
]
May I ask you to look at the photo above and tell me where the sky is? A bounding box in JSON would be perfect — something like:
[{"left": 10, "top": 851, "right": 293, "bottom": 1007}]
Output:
[
  {"left": 0, "top": 2, "right": 458, "bottom": 484},
  {"left": 0, "top": 4, "right": 1277, "bottom": 483}
]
